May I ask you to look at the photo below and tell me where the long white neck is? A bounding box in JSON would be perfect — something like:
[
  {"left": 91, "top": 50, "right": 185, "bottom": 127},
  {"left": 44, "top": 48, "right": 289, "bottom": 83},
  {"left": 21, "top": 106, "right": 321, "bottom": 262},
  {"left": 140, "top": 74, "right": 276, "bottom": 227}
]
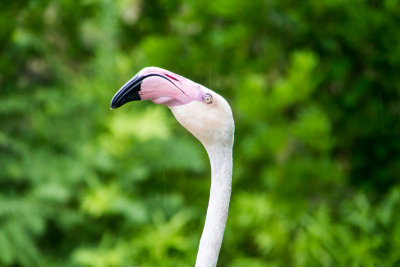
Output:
[{"left": 195, "top": 144, "right": 233, "bottom": 267}]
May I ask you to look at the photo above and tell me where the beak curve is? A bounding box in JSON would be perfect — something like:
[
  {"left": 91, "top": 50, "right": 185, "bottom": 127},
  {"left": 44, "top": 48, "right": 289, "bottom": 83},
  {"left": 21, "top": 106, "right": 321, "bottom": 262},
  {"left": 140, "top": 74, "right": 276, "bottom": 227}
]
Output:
[
  {"left": 110, "top": 74, "right": 144, "bottom": 109},
  {"left": 110, "top": 73, "right": 178, "bottom": 109}
]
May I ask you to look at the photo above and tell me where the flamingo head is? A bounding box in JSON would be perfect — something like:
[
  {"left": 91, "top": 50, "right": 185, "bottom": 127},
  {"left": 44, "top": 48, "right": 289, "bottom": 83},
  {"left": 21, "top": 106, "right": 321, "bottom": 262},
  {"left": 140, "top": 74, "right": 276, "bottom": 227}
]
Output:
[{"left": 111, "top": 67, "right": 234, "bottom": 147}]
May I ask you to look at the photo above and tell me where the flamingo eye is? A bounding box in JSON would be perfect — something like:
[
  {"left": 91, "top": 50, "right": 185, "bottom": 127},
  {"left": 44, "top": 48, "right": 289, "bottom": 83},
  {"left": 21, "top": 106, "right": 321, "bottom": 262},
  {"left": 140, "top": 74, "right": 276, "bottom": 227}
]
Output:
[{"left": 202, "top": 93, "right": 213, "bottom": 104}]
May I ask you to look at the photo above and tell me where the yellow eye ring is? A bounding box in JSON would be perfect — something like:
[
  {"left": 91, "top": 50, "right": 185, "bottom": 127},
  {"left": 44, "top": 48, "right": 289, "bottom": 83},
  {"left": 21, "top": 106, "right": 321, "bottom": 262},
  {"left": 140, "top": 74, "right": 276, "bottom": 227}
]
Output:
[{"left": 202, "top": 93, "right": 213, "bottom": 104}]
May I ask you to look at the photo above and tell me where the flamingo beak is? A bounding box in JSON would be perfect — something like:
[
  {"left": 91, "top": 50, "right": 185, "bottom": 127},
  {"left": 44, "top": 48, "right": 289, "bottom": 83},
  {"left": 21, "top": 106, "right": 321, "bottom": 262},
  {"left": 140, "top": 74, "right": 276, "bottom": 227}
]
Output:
[
  {"left": 110, "top": 74, "right": 144, "bottom": 109},
  {"left": 111, "top": 73, "right": 181, "bottom": 109}
]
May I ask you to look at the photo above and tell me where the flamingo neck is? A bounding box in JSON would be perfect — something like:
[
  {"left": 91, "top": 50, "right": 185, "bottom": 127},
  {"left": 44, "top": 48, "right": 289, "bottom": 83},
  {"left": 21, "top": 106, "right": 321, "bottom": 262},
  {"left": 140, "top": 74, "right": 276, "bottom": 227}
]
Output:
[{"left": 195, "top": 144, "right": 233, "bottom": 267}]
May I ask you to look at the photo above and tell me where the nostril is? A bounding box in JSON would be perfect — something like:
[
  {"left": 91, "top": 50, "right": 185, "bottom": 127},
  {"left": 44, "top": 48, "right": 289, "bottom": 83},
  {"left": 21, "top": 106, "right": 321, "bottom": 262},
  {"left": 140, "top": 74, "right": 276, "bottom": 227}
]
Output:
[{"left": 165, "top": 74, "right": 179, "bottom": 81}]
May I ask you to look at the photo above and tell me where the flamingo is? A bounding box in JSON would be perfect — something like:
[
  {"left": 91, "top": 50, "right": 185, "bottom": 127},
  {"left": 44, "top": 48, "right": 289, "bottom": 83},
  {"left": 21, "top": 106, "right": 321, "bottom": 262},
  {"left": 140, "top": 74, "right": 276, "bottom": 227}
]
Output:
[{"left": 111, "top": 67, "right": 234, "bottom": 267}]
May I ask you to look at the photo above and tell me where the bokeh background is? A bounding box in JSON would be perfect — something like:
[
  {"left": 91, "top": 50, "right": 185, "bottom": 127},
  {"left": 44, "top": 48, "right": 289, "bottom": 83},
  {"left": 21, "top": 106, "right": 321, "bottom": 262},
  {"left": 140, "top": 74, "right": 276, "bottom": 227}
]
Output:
[{"left": 1, "top": 0, "right": 400, "bottom": 266}]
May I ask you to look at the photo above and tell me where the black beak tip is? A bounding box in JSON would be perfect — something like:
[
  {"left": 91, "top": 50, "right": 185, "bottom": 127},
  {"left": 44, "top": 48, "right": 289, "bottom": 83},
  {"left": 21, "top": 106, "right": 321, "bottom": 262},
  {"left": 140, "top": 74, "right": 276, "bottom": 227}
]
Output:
[
  {"left": 110, "top": 98, "right": 121, "bottom": 110},
  {"left": 110, "top": 102, "right": 118, "bottom": 110},
  {"left": 110, "top": 74, "right": 145, "bottom": 111}
]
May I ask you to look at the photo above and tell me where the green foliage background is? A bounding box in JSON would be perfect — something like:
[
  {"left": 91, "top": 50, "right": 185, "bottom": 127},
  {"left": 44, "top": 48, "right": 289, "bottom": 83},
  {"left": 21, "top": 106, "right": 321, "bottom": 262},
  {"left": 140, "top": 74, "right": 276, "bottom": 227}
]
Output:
[{"left": 1, "top": 0, "right": 400, "bottom": 266}]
